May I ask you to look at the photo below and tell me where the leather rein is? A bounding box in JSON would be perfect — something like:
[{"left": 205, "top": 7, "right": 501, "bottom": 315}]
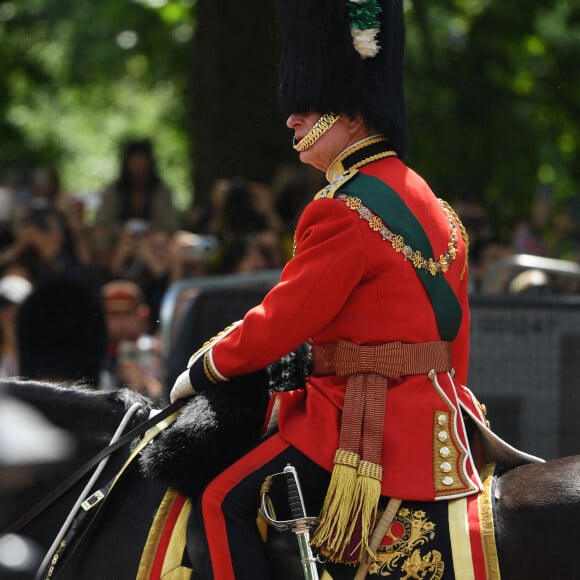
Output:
[{"left": 4, "top": 399, "right": 185, "bottom": 535}]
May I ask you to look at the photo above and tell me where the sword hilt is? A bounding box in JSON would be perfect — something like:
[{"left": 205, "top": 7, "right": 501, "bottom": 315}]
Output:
[
  {"left": 259, "top": 464, "right": 320, "bottom": 580},
  {"left": 260, "top": 466, "right": 318, "bottom": 533},
  {"left": 283, "top": 464, "right": 320, "bottom": 580},
  {"left": 284, "top": 464, "right": 306, "bottom": 520}
]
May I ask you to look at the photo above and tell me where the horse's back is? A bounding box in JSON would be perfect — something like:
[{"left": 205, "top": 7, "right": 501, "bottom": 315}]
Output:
[{"left": 495, "top": 455, "right": 580, "bottom": 580}]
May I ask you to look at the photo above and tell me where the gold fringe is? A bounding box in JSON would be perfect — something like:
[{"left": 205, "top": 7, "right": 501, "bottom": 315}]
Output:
[
  {"left": 342, "top": 460, "right": 382, "bottom": 562},
  {"left": 311, "top": 449, "right": 360, "bottom": 557}
]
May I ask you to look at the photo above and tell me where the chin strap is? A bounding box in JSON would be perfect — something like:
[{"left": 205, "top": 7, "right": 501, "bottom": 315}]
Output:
[{"left": 293, "top": 113, "right": 340, "bottom": 152}]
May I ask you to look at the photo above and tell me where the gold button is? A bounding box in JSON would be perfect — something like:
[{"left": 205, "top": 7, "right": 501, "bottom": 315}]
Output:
[
  {"left": 437, "top": 431, "right": 449, "bottom": 443},
  {"left": 439, "top": 446, "right": 451, "bottom": 458},
  {"left": 440, "top": 462, "right": 452, "bottom": 473},
  {"left": 442, "top": 476, "right": 454, "bottom": 486},
  {"left": 437, "top": 414, "right": 448, "bottom": 426}
]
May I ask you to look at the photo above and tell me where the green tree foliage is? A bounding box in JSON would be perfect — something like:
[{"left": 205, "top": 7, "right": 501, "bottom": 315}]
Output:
[
  {"left": 405, "top": 0, "right": 580, "bottom": 235},
  {"left": 1, "top": 0, "right": 578, "bottom": 229},
  {"left": 0, "top": 0, "right": 194, "bottom": 207}
]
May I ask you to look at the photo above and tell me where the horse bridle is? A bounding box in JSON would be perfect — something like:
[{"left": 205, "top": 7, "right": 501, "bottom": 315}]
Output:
[{"left": 3, "top": 399, "right": 186, "bottom": 536}]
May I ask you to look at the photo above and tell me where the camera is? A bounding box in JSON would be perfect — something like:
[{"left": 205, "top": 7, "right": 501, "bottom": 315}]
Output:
[{"left": 124, "top": 219, "right": 149, "bottom": 236}]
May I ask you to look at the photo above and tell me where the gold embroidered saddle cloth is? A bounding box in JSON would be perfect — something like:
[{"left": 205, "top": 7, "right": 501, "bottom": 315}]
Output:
[
  {"left": 137, "top": 489, "right": 193, "bottom": 580},
  {"left": 322, "top": 463, "right": 501, "bottom": 580},
  {"left": 139, "top": 464, "right": 500, "bottom": 579}
]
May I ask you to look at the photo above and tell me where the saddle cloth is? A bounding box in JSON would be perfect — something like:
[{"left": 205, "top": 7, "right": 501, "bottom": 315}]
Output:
[
  {"left": 137, "top": 464, "right": 500, "bottom": 579},
  {"left": 323, "top": 463, "right": 500, "bottom": 580},
  {"left": 137, "top": 489, "right": 193, "bottom": 580}
]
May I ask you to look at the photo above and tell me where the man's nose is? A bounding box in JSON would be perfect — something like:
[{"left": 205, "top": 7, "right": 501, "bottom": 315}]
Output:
[{"left": 286, "top": 114, "right": 301, "bottom": 129}]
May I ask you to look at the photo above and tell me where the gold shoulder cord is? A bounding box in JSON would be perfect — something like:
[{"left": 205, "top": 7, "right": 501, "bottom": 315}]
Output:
[{"left": 439, "top": 199, "right": 469, "bottom": 279}]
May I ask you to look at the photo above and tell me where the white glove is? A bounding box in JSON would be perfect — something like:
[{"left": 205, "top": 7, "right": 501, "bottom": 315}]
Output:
[{"left": 170, "top": 369, "right": 196, "bottom": 403}]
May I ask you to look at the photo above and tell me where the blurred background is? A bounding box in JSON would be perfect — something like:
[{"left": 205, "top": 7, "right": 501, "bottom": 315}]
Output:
[{"left": 0, "top": 0, "right": 578, "bottom": 228}]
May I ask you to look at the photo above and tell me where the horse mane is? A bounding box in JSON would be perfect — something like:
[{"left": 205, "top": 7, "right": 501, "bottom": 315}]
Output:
[{"left": 1, "top": 378, "right": 156, "bottom": 426}]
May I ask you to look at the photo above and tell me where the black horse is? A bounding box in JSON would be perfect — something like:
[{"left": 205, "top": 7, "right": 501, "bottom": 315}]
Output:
[
  {"left": 3, "top": 377, "right": 580, "bottom": 580},
  {"left": 0, "top": 381, "right": 167, "bottom": 579}
]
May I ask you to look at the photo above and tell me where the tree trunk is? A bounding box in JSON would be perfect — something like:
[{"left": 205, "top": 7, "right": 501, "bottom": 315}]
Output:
[{"left": 191, "top": 0, "right": 293, "bottom": 205}]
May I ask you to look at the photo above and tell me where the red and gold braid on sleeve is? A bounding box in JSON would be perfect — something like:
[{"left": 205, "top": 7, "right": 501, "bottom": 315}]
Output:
[{"left": 187, "top": 321, "right": 242, "bottom": 391}]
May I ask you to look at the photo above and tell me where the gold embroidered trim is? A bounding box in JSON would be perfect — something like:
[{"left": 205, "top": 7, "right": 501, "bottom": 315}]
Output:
[
  {"left": 137, "top": 490, "right": 179, "bottom": 579},
  {"left": 314, "top": 168, "right": 359, "bottom": 201},
  {"left": 371, "top": 508, "right": 443, "bottom": 577},
  {"left": 326, "top": 135, "right": 397, "bottom": 182},
  {"left": 428, "top": 372, "right": 475, "bottom": 498},
  {"left": 432, "top": 410, "right": 462, "bottom": 496},
  {"left": 161, "top": 499, "right": 193, "bottom": 578},
  {"left": 337, "top": 194, "right": 459, "bottom": 276},
  {"left": 202, "top": 351, "right": 221, "bottom": 384},
  {"left": 137, "top": 490, "right": 192, "bottom": 580},
  {"left": 478, "top": 463, "right": 501, "bottom": 580}
]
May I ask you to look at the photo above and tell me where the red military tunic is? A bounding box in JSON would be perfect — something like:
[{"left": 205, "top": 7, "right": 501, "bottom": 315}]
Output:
[{"left": 194, "top": 137, "right": 486, "bottom": 501}]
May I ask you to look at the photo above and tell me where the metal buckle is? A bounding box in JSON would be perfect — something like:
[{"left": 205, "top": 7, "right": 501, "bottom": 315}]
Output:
[{"left": 81, "top": 489, "right": 105, "bottom": 511}]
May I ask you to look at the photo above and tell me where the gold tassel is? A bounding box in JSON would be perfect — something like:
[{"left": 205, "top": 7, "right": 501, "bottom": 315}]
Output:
[
  {"left": 311, "top": 448, "right": 360, "bottom": 558},
  {"left": 342, "top": 460, "right": 383, "bottom": 563},
  {"left": 256, "top": 476, "right": 274, "bottom": 543}
]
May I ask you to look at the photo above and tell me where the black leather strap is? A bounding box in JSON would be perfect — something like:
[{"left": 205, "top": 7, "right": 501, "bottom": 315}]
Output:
[{"left": 4, "top": 399, "right": 186, "bottom": 535}]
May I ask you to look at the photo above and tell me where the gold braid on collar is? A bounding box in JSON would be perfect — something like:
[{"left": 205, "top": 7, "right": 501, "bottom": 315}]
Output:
[{"left": 326, "top": 135, "right": 397, "bottom": 182}]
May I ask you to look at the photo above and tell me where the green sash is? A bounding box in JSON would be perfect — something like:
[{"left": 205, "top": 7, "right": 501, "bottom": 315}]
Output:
[{"left": 337, "top": 173, "right": 462, "bottom": 341}]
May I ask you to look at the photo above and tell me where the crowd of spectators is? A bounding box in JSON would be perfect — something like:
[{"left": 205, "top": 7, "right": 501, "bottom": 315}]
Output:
[
  {"left": 0, "top": 138, "right": 577, "bottom": 398},
  {"left": 0, "top": 139, "right": 325, "bottom": 396},
  {"left": 456, "top": 189, "right": 580, "bottom": 295}
]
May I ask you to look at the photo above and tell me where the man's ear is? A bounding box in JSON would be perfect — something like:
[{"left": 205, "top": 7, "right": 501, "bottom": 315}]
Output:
[{"left": 346, "top": 114, "right": 368, "bottom": 136}]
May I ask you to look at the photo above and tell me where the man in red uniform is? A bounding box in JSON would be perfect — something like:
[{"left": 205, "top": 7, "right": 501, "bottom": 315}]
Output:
[{"left": 171, "top": 1, "right": 537, "bottom": 577}]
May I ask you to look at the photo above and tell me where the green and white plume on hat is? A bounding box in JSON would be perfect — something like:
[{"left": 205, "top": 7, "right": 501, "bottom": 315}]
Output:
[{"left": 347, "top": 0, "right": 383, "bottom": 59}]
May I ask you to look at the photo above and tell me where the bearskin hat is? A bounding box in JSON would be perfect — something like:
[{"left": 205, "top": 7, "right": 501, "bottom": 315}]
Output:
[{"left": 276, "top": 0, "right": 407, "bottom": 157}]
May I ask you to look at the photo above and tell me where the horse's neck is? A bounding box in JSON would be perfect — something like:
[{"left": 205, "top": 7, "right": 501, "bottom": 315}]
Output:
[
  {"left": 8, "top": 382, "right": 142, "bottom": 436},
  {"left": 1, "top": 381, "right": 148, "bottom": 542}
]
